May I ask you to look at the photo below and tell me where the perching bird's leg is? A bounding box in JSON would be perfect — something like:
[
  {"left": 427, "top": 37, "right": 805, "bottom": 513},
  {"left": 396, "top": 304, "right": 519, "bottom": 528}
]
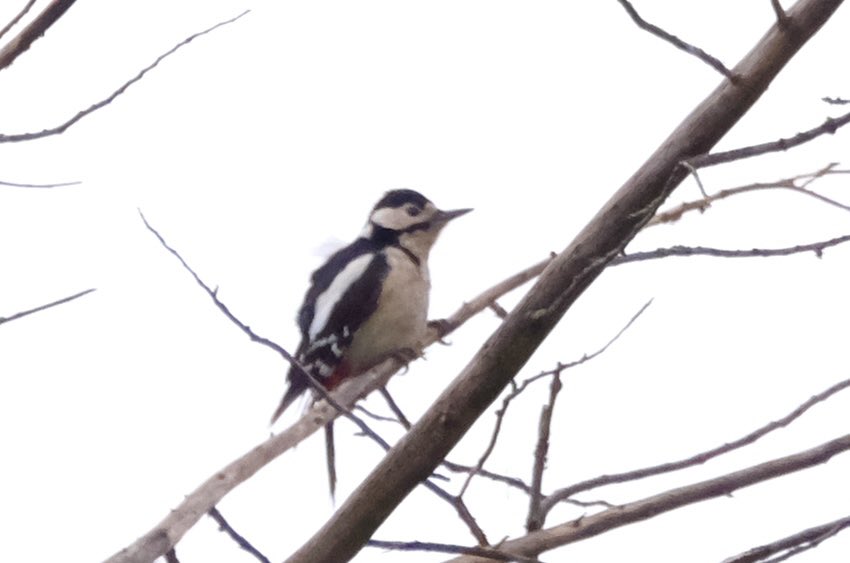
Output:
[{"left": 392, "top": 347, "right": 421, "bottom": 374}]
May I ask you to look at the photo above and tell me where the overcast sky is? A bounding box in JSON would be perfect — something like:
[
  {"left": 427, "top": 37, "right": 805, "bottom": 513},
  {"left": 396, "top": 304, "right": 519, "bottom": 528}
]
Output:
[{"left": 1, "top": 1, "right": 849, "bottom": 562}]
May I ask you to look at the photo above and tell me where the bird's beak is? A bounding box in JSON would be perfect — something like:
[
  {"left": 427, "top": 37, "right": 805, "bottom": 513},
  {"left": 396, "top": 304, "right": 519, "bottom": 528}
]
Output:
[{"left": 436, "top": 207, "right": 473, "bottom": 223}]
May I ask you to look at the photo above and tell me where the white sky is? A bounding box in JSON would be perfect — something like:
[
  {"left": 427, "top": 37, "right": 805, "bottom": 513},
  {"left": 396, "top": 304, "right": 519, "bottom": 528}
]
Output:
[{"left": 1, "top": 1, "right": 849, "bottom": 562}]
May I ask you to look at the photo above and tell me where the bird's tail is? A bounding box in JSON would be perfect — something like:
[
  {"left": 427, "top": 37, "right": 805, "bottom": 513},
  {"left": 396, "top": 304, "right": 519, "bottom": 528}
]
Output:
[{"left": 325, "top": 421, "right": 337, "bottom": 501}]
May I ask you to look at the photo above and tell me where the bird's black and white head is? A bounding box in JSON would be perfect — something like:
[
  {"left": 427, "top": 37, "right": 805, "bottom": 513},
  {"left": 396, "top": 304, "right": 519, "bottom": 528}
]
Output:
[{"left": 362, "top": 189, "right": 471, "bottom": 261}]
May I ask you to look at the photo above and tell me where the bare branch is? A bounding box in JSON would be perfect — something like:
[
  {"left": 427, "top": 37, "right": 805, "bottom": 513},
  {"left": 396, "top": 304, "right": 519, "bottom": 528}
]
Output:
[
  {"left": 377, "top": 387, "right": 412, "bottom": 429},
  {"left": 448, "top": 433, "right": 850, "bottom": 562},
  {"left": 164, "top": 549, "right": 179, "bottom": 563},
  {"left": 770, "top": 0, "right": 790, "bottom": 27},
  {"left": 689, "top": 109, "right": 850, "bottom": 169},
  {"left": 366, "top": 540, "right": 542, "bottom": 563},
  {"left": 614, "top": 234, "right": 850, "bottom": 264},
  {"left": 616, "top": 0, "right": 736, "bottom": 79},
  {"left": 0, "top": 10, "right": 249, "bottom": 143},
  {"left": 823, "top": 96, "right": 850, "bottom": 105},
  {"left": 0, "top": 178, "right": 81, "bottom": 188},
  {"left": 526, "top": 373, "right": 562, "bottom": 533},
  {"left": 0, "top": 0, "right": 76, "bottom": 72},
  {"left": 722, "top": 514, "right": 850, "bottom": 563},
  {"left": 0, "top": 288, "right": 95, "bottom": 326},
  {"left": 441, "top": 459, "right": 531, "bottom": 494},
  {"left": 649, "top": 164, "right": 850, "bottom": 226},
  {"left": 207, "top": 507, "right": 270, "bottom": 563},
  {"left": 292, "top": 1, "right": 850, "bottom": 542},
  {"left": 0, "top": 0, "right": 36, "bottom": 42},
  {"left": 457, "top": 299, "right": 652, "bottom": 501},
  {"left": 540, "top": 377, "right": 850, "bottom": 517},
  {"left": 138, "top": 210, "right": 291, "bottom": 360}
]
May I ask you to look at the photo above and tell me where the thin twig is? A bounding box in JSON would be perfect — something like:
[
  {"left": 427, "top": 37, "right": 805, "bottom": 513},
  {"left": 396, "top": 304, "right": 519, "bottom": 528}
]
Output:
[
  {"left": 441, "top": 460, "right": 531, "bottom": 493},
  {"left": 688, "top": 110, "right": 850, "bottom": 169},
  {"left": 0, "top": 10, "right": 250, "bottom": 142},
  {"left": 0, "top": 178, "right": 81, "bottom": 188},
  {"left": 378, "top": 387, "right": 412, "bottom": 429},
  {"left": 526, "top": 372, "right": 562, "bottom": 532},
  {"left": 615, "top": 234, "right": 850, "bottom": 265},
  {"left": 448, "top": 434, "right": 850, "bottom": 562},
  {"left": 649, "top": 164, "right": 850, "bottom": 226},
  {"left": 457, "top": 300, "right": 652, "bottom": 499},
  {"left": 760, "top": 523, "right": 849, "bottom": 563},
  {"left": 539, "top": 377, "right": 850, "bottom": 517},
  {"left": 366, "top": 539, "right": 542, "bottom": 562},
  {"left": 723, "top": 514, "right": 850, "bottom": 563},
  {"left": 0, "top": 0, "right": 37, "bottom": 42},
  {"left": 0, "top": 288, "right": 96, "bottom": 326},
  {"left": 207, "top": 507, "right": 270, "bottom": 563},
  {"left": 616, "top": 0, "right": 736, "bottom": 79},
  {"left": 354, "top": 404, "right": 407, "bottom": 426},
  {"left": 822, "top": 96, "right": 850, "bottom": 105},
  {"left": 770, "top": 0, "right": 790, "bottom": 27},
  {"left": 164, "top": 548, "right": 179, "bottom": 563}
]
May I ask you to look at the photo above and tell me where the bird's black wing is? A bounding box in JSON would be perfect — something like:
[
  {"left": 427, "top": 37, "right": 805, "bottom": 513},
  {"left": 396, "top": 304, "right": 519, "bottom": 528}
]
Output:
[{"left": 271, "top": 238, "right": 388, "bottom": 422}]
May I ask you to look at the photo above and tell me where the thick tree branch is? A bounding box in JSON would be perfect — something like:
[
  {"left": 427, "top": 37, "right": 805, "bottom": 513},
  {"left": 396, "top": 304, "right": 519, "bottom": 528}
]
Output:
[
  {"left": 0, "top": 288, "right": 95, "bottom": 326},
  {"left": 0, "top": 10, "right": 249, "bottom": 143},
  {"left": 449, "top": 433, "right": 850, "bottom": 562},
  {"left": 0, "top": 0, "right": 75, "bottom": 72},
  {"left": 285, "top": 2, "right": 845, "bottom": 561}
]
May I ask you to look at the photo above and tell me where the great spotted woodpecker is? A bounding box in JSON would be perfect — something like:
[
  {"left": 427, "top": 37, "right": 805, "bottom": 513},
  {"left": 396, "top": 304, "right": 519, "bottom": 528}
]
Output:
[{"left": 271, "top": 189, "right": 470, "bottom": 494}]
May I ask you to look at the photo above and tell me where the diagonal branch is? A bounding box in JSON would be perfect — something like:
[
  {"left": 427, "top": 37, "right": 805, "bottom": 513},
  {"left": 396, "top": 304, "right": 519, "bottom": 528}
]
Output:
[
  {"left": 207, "top": 507, "right": 270, "bottom": 563},
  {"left": 722, "top": 514, "right": 850, "bottom": 563},
  {"left": 0, "top": 0, "right": 37, "bottom": 43},
  {"left": 539, "top": 377, "right": 850, "bottom": 516},
  {"left": 0, "top": 10, "right": 249, "bottom": 143},
  {"left": 456, "top": 299, "right": 651, "bottom": 502},
  {"left": 616, "top": 0, "right": 736, "bottom": 79},
  {"left": 286, "top": 4, "right": 846, "bottom": 561},
  {"left": 0, "top": 288, "right": 95, "bottom": 326},
  {"left": 648, "top": 163, "right": 850, "bottom": 226},
  {"left": 0, "top": 0, "right": 76, "bottom": 72},
  {"left": 688, "top": 109, "right": 850, "bottom": 169},
  {"left": 448, "top": 434, "right": 850, "bottom": 562}
]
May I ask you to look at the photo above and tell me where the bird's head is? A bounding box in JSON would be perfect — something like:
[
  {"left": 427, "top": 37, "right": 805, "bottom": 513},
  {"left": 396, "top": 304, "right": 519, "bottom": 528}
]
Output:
[{"left": 363, "top": 189, "right": 471, "bottom": 259}]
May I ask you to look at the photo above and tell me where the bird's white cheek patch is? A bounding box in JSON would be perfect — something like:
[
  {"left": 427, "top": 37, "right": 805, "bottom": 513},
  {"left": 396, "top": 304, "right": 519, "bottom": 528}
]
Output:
[{"left": 309, "top": 254, "right": 374, "bottom": 340}]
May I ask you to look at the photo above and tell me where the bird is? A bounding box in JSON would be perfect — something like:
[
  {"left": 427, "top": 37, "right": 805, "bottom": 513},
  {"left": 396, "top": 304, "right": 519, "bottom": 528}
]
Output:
[{"left": 271, "top": 188, "right": 471, "bottom": 496}]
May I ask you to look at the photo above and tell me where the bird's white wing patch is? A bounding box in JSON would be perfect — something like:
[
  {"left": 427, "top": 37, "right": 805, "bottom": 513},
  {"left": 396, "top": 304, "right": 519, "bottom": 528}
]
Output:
[{"left": 308, "top": 253, "right": 374, "bottom": 341}]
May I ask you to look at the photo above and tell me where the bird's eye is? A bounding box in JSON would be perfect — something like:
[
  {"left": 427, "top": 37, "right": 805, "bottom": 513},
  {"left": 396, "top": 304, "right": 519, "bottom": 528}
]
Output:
[{"left": 406, "top": 206, "right": 421, "bottom": 217}]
